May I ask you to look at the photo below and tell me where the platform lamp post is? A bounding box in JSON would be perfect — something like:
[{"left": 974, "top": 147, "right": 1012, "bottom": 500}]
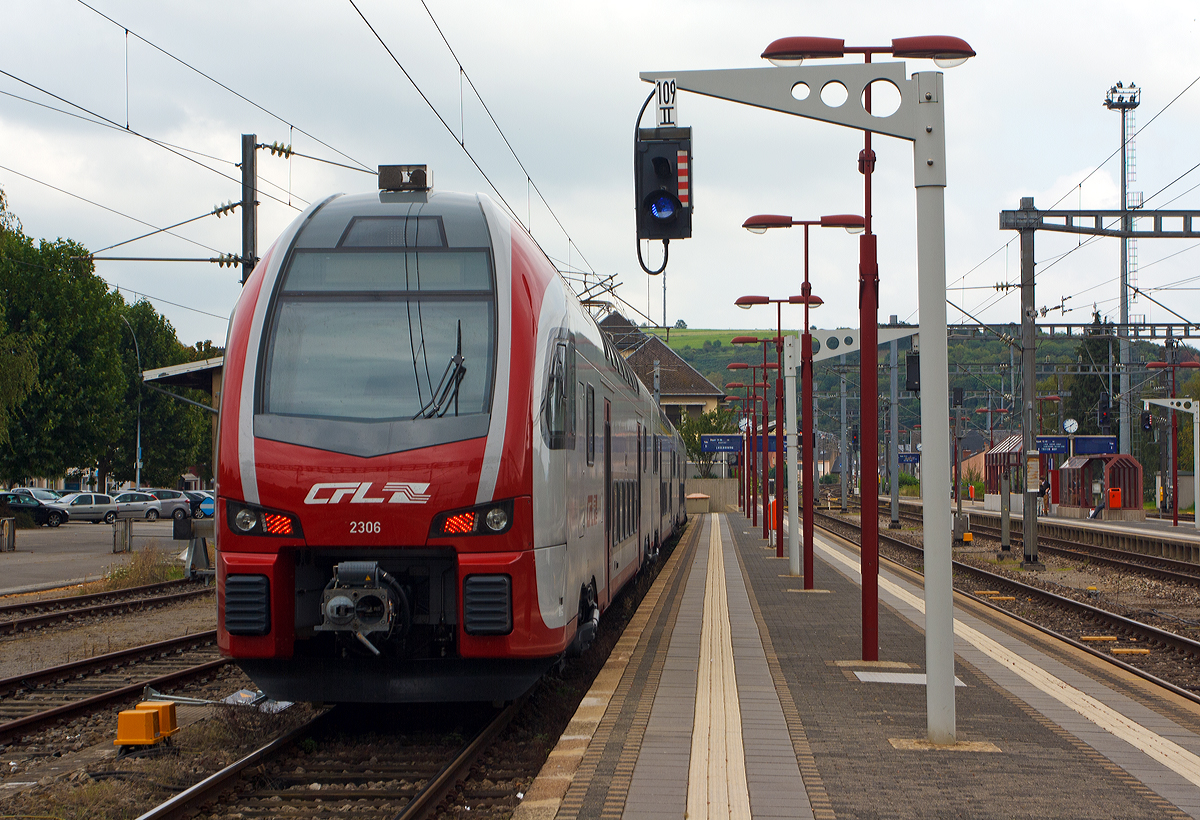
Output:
[
  {"left": 727, "top": 365, "right": 758, "bottom": 524},
  {"left": 734, "top": 340, "right": 782, "bottom": 541},
  {"left": 740, "top": 213, "right": 865, "bottom": 584},
  {"left": 1147, "top": 355, "right": 1200, "bottom": 527},
  {"left": 729, "top": 307, "right": 796, "bottom": 557},
  {"left": 119, "top": 314, "right": 143, "bottom": 489},
  {"left": 724, "top": 390, "right": 750, "bottom": 511}
]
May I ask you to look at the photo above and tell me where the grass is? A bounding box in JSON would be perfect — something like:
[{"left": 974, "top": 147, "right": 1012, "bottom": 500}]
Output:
[
  {"left": 643, "top": 327, "right": 782, "bottom": 352},
  {"left": 100, "top": 544, "right": 184, "bottom": 591}
]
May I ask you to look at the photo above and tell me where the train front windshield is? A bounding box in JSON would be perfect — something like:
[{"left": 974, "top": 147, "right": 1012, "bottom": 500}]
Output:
[{"left": 265, "top": 249, "right": 494, "bottom": 422}]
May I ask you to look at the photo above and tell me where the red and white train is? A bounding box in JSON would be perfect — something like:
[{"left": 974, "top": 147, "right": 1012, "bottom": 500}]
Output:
[{"left": 217, "top": 176, "right": 687, "bottom": 703}]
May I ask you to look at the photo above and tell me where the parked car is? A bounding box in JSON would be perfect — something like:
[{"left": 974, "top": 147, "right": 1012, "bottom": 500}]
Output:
[
  {"left": 112, "top": 491, "right": 164, "bottom": 520},
  {"left": 0, "top": 492, "right": 69, "bottom": 527},
  {"left": 49, "top": 493, "right": 118, "bottom": 524},
  {"left": 182, "top": 490, "right": 211, "bottom": 518},
  {"left": 10, "top": 487, "right": 66, "bottom": 502},
  {"left": 144, "top": 489, "right": 192, "bottom": 521}
]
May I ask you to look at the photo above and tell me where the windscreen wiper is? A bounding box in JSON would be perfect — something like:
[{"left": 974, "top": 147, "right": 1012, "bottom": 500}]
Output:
[{"left": 414, "top": 321, "right": 467, "bottom": 419}]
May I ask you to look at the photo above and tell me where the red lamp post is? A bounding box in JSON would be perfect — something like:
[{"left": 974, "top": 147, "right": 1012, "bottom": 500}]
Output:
[
  {"left": 724, "top": 390, "right": 750, "bottom": 511},
  {"left": 734, "top": 339, "right": 781, "bottom": 541},
  {"left": 758, "top": 34, "right": 975, "bottom": 663},
  {"left": 741, "top": 213, "right": 863, "bottom": 584},
  {"left": 727, "top": 364, "right": 758, "bottom": 524},
  {"left": 1148, "top": 355, "right": 1200, "bottom": 526}
]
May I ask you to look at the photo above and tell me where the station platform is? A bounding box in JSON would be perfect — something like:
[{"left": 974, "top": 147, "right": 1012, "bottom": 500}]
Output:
[
  {"left": 515, "top": 510, "right": 1200, "bottom": 819},
  {"left": 882, "top": 494, "right": 1200, "bottom": 544}
]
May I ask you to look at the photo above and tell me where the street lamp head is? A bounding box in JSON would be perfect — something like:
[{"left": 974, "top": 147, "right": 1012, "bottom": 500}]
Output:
[
  {"left": 736, "top": 295, "right": 770, "bottom": 309},
  {"left": 742, "top": 214, "right": 793, "bottom": 232},
  {"left": 788, "top": 293, "right": 823, "bottom": 308},
  {"left": 727, "top": 362, "right": 749, "bottom": 371},
  {"left": 761, "top": 36, "right": 844, "bottom": 66},
  {"left": 890, "top": 36, "right": 976, "bottom": 67},
  {"left": 761, "top": 35, "right": 974, "bottom": 68},
  {"left": 726, "top": 382, "right": 745, "bottom": 389},
  {"left": 1147, "top": 362, "right": 1168, "bottom": 370},
  {"left": 731, "top": 336, "right": 760, "bottom": 345},
  {"left": 820, "top": 213, "right": 866, "bottom": 234}
]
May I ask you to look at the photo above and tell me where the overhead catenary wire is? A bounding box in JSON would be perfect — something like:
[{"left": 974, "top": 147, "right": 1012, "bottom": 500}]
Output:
[
  {"left": 73, "top": 0, "right": 373, "bottom": 174},
  {"left": 0, "top": 162, "right": 222, "bottom": 254},
  {"left": 417, "top": 0, "right": 598, "bottom": 279},
  {"left": 0, "top": 68, "right": 301, "bottom": 212}
]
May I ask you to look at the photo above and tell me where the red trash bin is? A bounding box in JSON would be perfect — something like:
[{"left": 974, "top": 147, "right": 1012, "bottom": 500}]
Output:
[{"left": 1108, "top": 487, "right": 1122, "bottom": 510}]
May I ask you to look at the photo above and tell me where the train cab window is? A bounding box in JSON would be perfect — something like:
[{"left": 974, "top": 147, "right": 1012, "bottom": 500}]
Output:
[
  {"left": 586, "top": 385, "right": 595, "bottom": 466},
  {"left": 543, "top": 338, "right": 576, "bottom": 450}
]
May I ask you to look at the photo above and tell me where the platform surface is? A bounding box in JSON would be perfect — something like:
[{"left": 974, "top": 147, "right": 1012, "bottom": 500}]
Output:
[{"left": 517, "top": 510, "right": 1200, "bottom": 819}]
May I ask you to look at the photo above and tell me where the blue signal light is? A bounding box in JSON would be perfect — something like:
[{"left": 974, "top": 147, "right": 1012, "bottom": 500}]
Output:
[{"left": 648, "top": 193, "right": 677, "bottom": 221}]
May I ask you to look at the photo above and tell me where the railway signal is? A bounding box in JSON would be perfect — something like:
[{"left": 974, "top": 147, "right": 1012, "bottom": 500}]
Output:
[
  {"left": 634, "top": 128, "right": 692, "bottom": 242},
  {"left": 1099, "top": 392, "right": 1112, "bottom": 428},
  {"left": 1142, "top": 410, "right": 1154, "bottom": 431}
]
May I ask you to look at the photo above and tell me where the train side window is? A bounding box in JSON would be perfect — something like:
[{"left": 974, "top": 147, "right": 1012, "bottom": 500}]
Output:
[
  {"left": 543, "top": 340, "right": 576, "bottom": 450},
  {"left": 586, "top": 385, "right": 595, "bottom": 466}
]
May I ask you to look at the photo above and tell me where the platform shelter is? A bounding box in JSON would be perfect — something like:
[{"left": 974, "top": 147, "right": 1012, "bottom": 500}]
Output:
[{"left": 1057, "top": 454, "right": 1145, "bottom": 521}]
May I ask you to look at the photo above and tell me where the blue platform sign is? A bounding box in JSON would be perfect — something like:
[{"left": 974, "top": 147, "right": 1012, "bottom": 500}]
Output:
[
  {"left": 700, "top": 434, "right": 743, "bottom": 453},
  {"left": 1074, "top": 435, "right": 1118, "bottom": 455},
  {"left": 751, "top": 436, "right": 786, "bottom": 454},
  {"left": 898, "top": 452, "right": 921, "bottom": 465},
  {"left": 1037, "top": 436, "right": 1069, "bottom": 454},
  {"left": 199, "top": 496, "right": 215, "bottom": 518}
]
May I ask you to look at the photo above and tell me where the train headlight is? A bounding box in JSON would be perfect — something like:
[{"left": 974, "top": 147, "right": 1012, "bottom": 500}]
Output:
[
  {"left": 225, "top": 500, "right": 304, "bottom": 538},
  {"left": 485, "top": 506, "right": 508, "bottom": 532},
  {"left": 234, "top": 509, "right": 259, "bottom": 533},
  {"left": 430, "top": 499, "right": 514, "bottom": 537}
]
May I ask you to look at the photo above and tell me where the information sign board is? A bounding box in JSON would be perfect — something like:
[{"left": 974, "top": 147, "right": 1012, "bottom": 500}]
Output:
[{"left": 700, "top": 434, "right": 742, "bottom": 453}]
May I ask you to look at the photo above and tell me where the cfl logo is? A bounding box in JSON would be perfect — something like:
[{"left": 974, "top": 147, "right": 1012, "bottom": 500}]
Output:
[{"left": 304, "top": 482, "right": 431, "bottom": 505}]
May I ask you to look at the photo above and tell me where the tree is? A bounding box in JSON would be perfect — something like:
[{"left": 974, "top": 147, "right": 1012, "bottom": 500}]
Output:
[
  {"left": 678, "top": 407, "right": 736, "bottom": 478},
  {"left": 105, "top": 300, "right": 207, "bottom": 488},
  {"left": 674, "top": 319, "right": 687, "bottom": 329},
  {"left": 0, "top": 194, "right": 125, "bottom": 483},
  {"left": 0, "top": 312, "right": 36, "bottom": 447}
]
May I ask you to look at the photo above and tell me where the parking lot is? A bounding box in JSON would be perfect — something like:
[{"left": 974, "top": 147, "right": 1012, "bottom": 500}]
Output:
[{"left": 0, "top": 519, "right": 186, "bottom": 595}]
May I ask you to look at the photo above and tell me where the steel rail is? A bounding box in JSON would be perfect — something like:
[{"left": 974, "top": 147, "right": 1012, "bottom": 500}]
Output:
[
  {"left": 132, "top": 711, "right": 331, "bottom": 820},
  {"left": 0, "top": 655, "right": 227, "bottom": 745},
  {"left": 814, "top": 510, "right": 1200, "bottom": 705},
  {"left": 0, "top": 578, "right": 204, "bottom": 617},
  {"left": 0, "top": 630, "right": 218, "bottom": 697},
  {"left": 0, "top": 588, "right": 214, "bottom": 634}
]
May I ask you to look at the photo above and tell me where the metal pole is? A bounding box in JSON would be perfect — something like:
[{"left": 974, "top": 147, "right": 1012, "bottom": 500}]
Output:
[
  {"left": 751, "top": 385, "right": 758, "bottom": 527},
  {"left": 802, "top": 230, "right": 816, "bottom": 588},
  {"left": 840, "top": 354, "right": 848, "bottom": 512},
  {"left": 1119, "top": 104, "right": 1131, "bottom": 455},
  {"left": 913, "top": 71, "right": 955, "bottom": 744},
  {"left": 762, "top": 352, "right": 771, "bottom": 542},
  {"left": 776, "top": 309, "right": 785, "bottom": 557},
  {"left": 1173, "top": 364, "right": 1179, "bottom": 527},
  {"left": 1193, "top": 407, "right": 1199, "bottom": 531},
  {"left": 889, "top": 322, "right": 900, "bottom": 529},
  {"left": 1018, "top": 197, "right": 1043, "bottom": 569},
  {"left": 119, "top": 314, "right": 142, "bottom": 489},
  {"left": 785, "top": 337, "right": 800, "bottom": 576},
  {"left": 241, "top": 134, "right": 258, "bottom": 285}
]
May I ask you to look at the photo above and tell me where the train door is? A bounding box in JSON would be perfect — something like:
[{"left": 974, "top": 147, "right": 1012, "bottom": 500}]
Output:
[
  {"left": 637, "top": 423, "right": 643, "bottom": 565},
  {"left": 604, "top": 399, "right": 612, "bottom": 605}
]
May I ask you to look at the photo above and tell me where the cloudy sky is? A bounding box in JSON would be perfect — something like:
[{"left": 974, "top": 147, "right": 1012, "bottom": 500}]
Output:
[{"left": 2, "top": 0, "right": 1198, "bottom": 348}]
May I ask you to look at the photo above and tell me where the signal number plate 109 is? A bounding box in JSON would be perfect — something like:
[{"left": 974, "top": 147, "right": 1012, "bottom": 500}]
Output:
[{"left": 350, "top": 521, "right": 381, "bottom": 534}]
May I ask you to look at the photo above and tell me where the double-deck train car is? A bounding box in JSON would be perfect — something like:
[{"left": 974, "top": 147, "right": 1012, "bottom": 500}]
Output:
[{"left": 217, "top": 176, "right": 686, "bottom": 703}]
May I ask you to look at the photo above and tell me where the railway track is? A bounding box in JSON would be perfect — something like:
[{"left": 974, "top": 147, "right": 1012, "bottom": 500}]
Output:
[
  {"left": 847, "top": 501, "right": 1200, "bottom": 587},
  {"left": 815, "top": 510, "right": 1200, "bottom": 700},
  {"left": 139, "top": 700, "right": 521, "bottom": 820},
  {"left": 0, "top": 579, "right": 214, "bottom": 635},
  {"left": 0, "top": 631, "right": 225, "bottom": 744}
]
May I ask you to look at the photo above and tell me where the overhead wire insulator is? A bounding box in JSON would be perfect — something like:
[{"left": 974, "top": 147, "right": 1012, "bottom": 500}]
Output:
[
  {"left": 212, "top": 201, "right": 240, "bottom": 218},
  {"left": 212, "top": 253, "right": 242, "bottom": 268},
  {"left": 265, "top": 141, "right": 294, "bottom": 158}
]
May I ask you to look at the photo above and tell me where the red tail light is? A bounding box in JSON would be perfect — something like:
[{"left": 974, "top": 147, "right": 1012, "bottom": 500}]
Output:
[{"left": 441, "top": 512, "right": 476, "bottom": 534}]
